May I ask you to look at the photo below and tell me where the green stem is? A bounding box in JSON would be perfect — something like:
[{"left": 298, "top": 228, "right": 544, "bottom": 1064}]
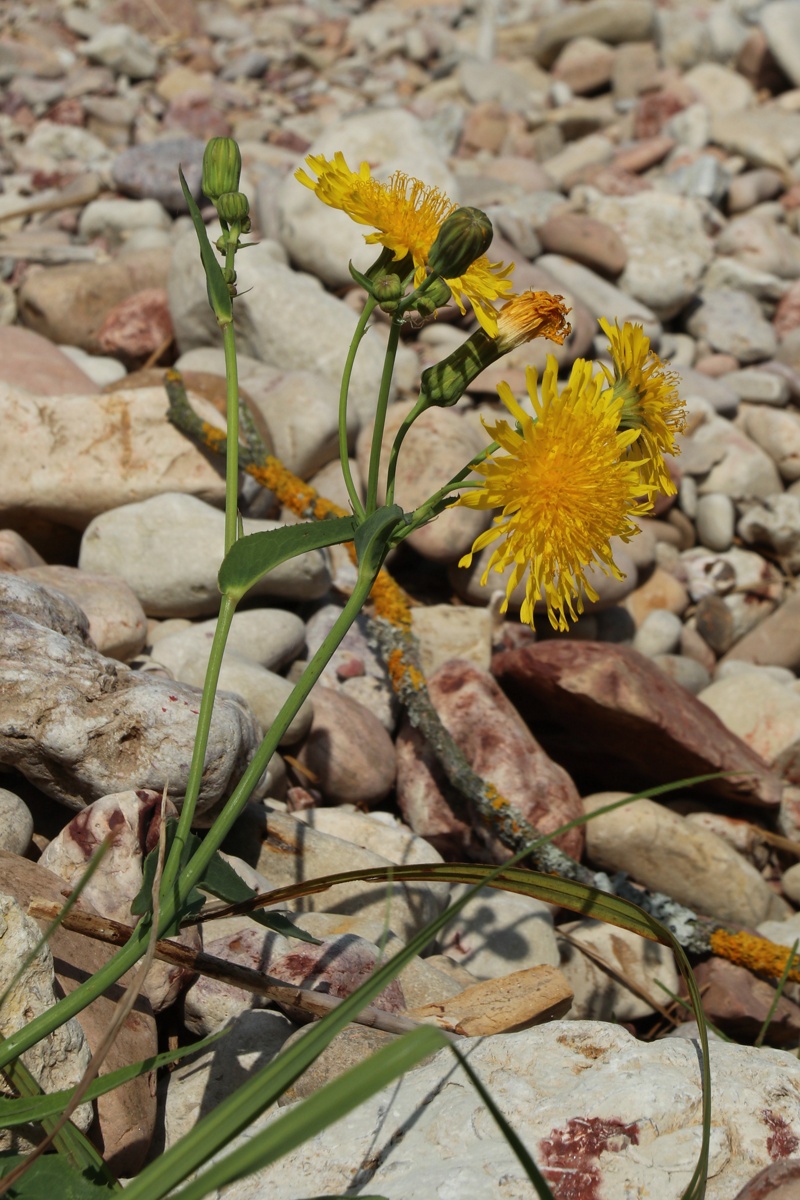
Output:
[
  {"left": 338, "top": 299, "right": 375, "bottom": 522},
  {"left": 159, "top": 592, "right": 238, "bottom": 904},
  {"left": 395, "top": 439, "right": 500, "bottom": 542},
  {"left": 222, "top": 319, "right": 240, "bottom": 555},
  {"left": 385, "top": 392, "right": 427, "bottom": 507},
  {"left": 365, "top": 314, "right": 402, "bottom": 515}
]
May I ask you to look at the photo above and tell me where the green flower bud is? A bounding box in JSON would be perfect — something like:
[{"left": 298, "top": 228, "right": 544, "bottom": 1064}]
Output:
[
  {"left": 427, "top": 207, "right": 493, "bottom": 279},
  {"left": 202, "top": 138, "right": 242, "bottom": 201},
  {"left": 373, "top": 273, "right": 404, "bottom": 313},
  {"left": 412, "top": 276, "right": 452, "bottom": 318},
  {"left": 216, "top": 191, "right": 250, "bottom": 225}
]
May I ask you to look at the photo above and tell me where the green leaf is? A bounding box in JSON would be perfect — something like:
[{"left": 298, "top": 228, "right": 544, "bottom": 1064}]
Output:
[
  {"left": 0, "top": 1030, "right": 227, "bottom": 1128},
  {"left": 131, "top": 821, "right": 204, "bottom": 933},
  {"left": 245, "top": 910, "right": 321, "bottom": 944},
  {"left": 218, "top": 517, "right": 357, "bottom": 603},
  {"left": 179, "top": 166, "right": 232, "bottom": 326},
  {"left": 0, "top": 1154, "right": 115, "bottom": 1197},
  {"left": 199, "top": 852, "right": 320, "bottom": 943},
  {"left": 353, "top": 504, "right": 404, "bottom": 571}
]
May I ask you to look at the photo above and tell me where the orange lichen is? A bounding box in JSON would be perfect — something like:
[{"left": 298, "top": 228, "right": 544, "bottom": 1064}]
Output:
[{"left": 710, "top": 928, "right": 800, "bottom": 983}]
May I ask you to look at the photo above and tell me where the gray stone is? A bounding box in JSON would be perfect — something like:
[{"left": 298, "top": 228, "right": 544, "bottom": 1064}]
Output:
[
  {"left": 149, "top": 608, "right": 305, "bottom": 673},
  {"left": 78, "top": 197, "right": 171, "bottom": 242},
  {"left": 536, "top": 252, "right": 662, "bottom": 341},
  {"left": 738, "top": 404, "right": 800, "bottom": 481},
  {"left": 677, "top": 411, "right": 783, "bottom": 499},
  {"left": 112, "top": 138, "right": 205, "bottom": 213},
  {"left": 83, "top": 24, "right": 157, "bottom": 79},
  {"left": 533, "top": 0, "right": 656, "bottom": 66},
  {"left": 738, "top": 493, "right": 800, "bottom": 571},
  {"left": 0, "top": 790, "right": 33, "bottom": 856},
  {"left": 652, "top": 654, "right": 713, "bottom": 694},
  {"left": 632, "top": 608, "right": 683, "bottom": 658},
  {"left": 723, "top": 368, "right": 790, "bottom": 406},
  {"left": 438, "top": 883, "right": 559, "bottom": 981},
  {"left": 715, "top": 211, "right": 800, "bottom": 280},
  {"left": 686, "top": 289, "right": 777, "bottom": 363},
  {"left": 702, "top": 258, "right": 790, "bottom": 304},
  {"left": 558, "top": 918, "right": 679, "bottom": 1020},
  {"left": 79, "top": 493, "right": 331, "bottom": 617}
]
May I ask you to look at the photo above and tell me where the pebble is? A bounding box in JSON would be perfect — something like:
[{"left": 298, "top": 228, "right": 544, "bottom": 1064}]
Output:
[
  {"left": 695, "top": 492, "right": 736, "bottom": 551},
  {"left": 761, "top": 0, "right": 800, "bottom": 89},
  {"left": 739, "top": 404, "right": 800, "bottom": 482},
  {"left": 557, "top": 918, "right": 680, "bottom": 1020},
  {"left": 79, "top": 493, "right": 331, "bottom": 617},
  {"left": 149, "top": 607, "right": 305, "bottom": 673},
  {"left": 438, "top": 883, "right": 559, "bottom": 981},
  {"left": 686, "top": 288, "right": 778, "bottom": 363},
  {"left": 294, "top": 685, "right": 396, "bottom": 805},
  {"left": 0, "top": 326, "right": 97, "bottom": 396},
  {"left": 738, "top": 493, "right": 800, "bottom": 570},
  {"left": 724, "top": 367, "right": 790, "bottom": 406},
  {"left": 0, "top": 789, "right": 34, "bottom": 856},
  {"left": 699, "top": 673, "right": 800, "bottom": 787},
  {"left": 631, "top": 608, "right": 683, "bottom": 657},
  {"left": 112, "top": 137, "right": 205, "bottom": 212},
  {"left": 78, "top": 197, "right": 172, "bottom": 243},
  {"left": 583, "top": 792, "right": 788, "bottom": 926},
  {"left": 536, "top": 212, "right": 627, "bottom": 278},
  {"left": 20, "top": 564, "right": 147, "bottom": 660}
]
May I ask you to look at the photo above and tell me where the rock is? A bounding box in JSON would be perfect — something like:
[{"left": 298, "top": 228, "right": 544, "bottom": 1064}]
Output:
[
  {"left": 738, "top": 494, "right": 800, "bottom": 571},
  {"left": 112, "top": 137, "right": 205, "bottom": 213},
  {"left": 727, "top": 169, "right": 786, "bottom": 215},
  {"left": 739, "top": 406, "right": 800, "bottom": 482},
  {"left": 533, "top": 0, "right": 656, "bottom": 66},
  {"left": 583, "top": 792, "right": 788, "bottom": 926},
  {"left": 712, "top": 110, "right": 800, "bottom": 174},
  {"left": 277, "top": 109, "right": 457, "bottom": 289},
  {"left": 83, "top": 23, "right": 157, "bottom": 78},
  {"left": 79, "top": 493, "right": 331, "bottom": 617},
  {"left": 725, "top": 369, "right": 790, "bottom": 407},
  {"left": 396, "top": 658, "right": 584, "bottom": 861},
  {"left": 734, "top": 1160, "right": 800, "bottom": 1200},
  {"left": 761, "top": 0, "right": 800, "bottom": 88},
  {"left": 537, "top": 213, "right": 627, "bottom": 278},
  {"left": 534, "top": 253, "right": 662, "bottom": 339},
  {"left": 232, "top": 367, "right": 346, "bottom": 480},
  {"left": 698, "top": 673, "right": 800, "bottom": 786},
  {"left": 147, "top": 607, "right": 305, "bottom": 673},
  {"left": 438, "top": 882, "right": 559, "bottom": 980},
  {"left": 18, "top": 248, "right": 170, "bottom": 353},
  {"left": 0, "top": 590, "right": 263, "bottom": 817},
  {"left": 96, "top": 286, "right": 174, "bottom": 365},
  {"left": 680, "top": 410, "right": 783, "bottom": 500},
  {"left": 551, "top": 36, "right": 616, "bottom": 95},
  {"left": 0, "top": 850, "right": 157, "bottom": 1174},
  {"left": 631, "top": 609, "right": 683, "bottom": 658},
  {"left": 492, "top": 641, "right": 782, "bottom": 808},
  {"left": 38, "top": 791, "right": 196, "bottom": 1010},
  {"left": 0, "top": 530, "right": 45, "bottom": 572},
  {"left": 60, "top": 346, "right": 128, "bottom": 389},
  {"left": 184, "top": 929, "right": 405, "bottom": 1037},
  {"left": 695, "top": 493, "right": 736, "bottom": 551},
  {"left": 294, "top": 685, "right": 396, "bottom": 805},
  {"left": 20, "top": 565, "right": 147, "bottom": 660},
  {"left": 302, "top": 603, "right": 396, "bottom": 731},
  {"left": 224, "top": 807, "right": 447, "bottom": 942},
  {"left": 0, "top": 326, "right": 97, "bottom": 395},
  {"left": 692, "top": 956, "right": 800, "bottom": 1047},
  {"left": 586, "top": 191, "right": 714, "bottom": 319},
  {"left": 77, "top": 197, "right": 172, "bottom": 243},
  {"left": 652, "top": 653, "right": 712, "bottom": 694},
  {"left": 716, "top": 212, "right": 800, "bottom": 281},
  {"left": 162, "top": 1009, "right": 295, "bottom": 1151},
  {"left": 624, "top": 565, "right": 689, "bottom": 625},
  {"left": 277, "top": 1026, "right": 399, "bottom": 1107},
  {"left": 557, "top": 917, "right": 680, "bottom": 1020},
  {"left": 0, "top": 790, "right": 33, "bottom": 856},
  {"left": 683, "top": 61, "right": 755, "bottom": 115},
  {"left": 209, "top": 1020, "right": 800, "bottom": 1200},
  {"left": 168, "top": 228, "right": 390, "bottom": 430},
  {"left": 356, "top": 400, "right": 490, "bottom": 564},
  {"left": 688, "top": 289, "right": 777, "bottom": 364},
  {"left": 410, "top": 604, "right": 493, "bottom": 676},
  {"left": 0, "top": 571, "right": 91, "bottom": 644}
]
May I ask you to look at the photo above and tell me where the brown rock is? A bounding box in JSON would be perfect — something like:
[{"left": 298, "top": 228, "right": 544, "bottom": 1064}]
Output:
[
  {"left": 396, "top": 659, "right": 584, "bottom": 861},
  {"left": 612, "top": 40, "right": 660, "bottom": 100},
  {"left": 18, "top": 248, "right": 170, "bottom": 354},
  {"left": 552, "top": 37, "right": 616, "bottom": 95},
  {"left": 694, "top": 353, "right": 740, "bottom": 377},
  {"left": 0, "top": 850, "right": 157, "bottom": 1175},
  {"left": 736, "top": 27, "right": 789, "bottom": 94},
  {"left": 96, "top": 287, "right": 174, "bottom": 366},
  {"left": 692, "top": 955, "right": 800, "bottom": 1047},
  {"left": 295, "top": 685, "right": 396, "bottom": 807},
  {"left": 459, "top": 102, "right": 510, "bottom": 155},
  {"left": 734, "top": 1159, "right": 800, "bottom": 1200},
  {"left": 0, "top": 326, "right": 97, "bottom": 396},
  {"left": 491, "top": 640, "right": 782, "bottom": 807},
  {"left": 623, "top": 565, "right": 690, "bottom": 625},
  {"left": 537, "top": 213, "right": 627, "bottom": 278},
  {"left": 613, "top": 134, "right": 676, "bottom": 174},
  {"left": 634, "top": 91, "right": 688, "bottom": 139}
]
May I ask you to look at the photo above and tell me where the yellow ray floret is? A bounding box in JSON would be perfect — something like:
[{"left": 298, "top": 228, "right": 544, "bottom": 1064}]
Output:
[
  {"left": 296, "top": 151, "right": 514, "bottom": 335},
  {"left": 598, "top": 318, "right": 685, "bottom": 495},
  {"left": 454, "top": 357, "right": 650, "bottom": 632}
]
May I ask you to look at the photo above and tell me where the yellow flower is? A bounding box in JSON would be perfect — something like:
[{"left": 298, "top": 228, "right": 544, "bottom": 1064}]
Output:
[
  {"left": 598, "top": 318, "right": 685, "bottom": 495},
  {"left": 495, "top": 290, "right": 572, "bottom": 352},
  {"left": 296, "top": 151, "right": 514, "bottom": 335},
  {"left": 455, "top": 357, "right": 648, "bottom": 631}
]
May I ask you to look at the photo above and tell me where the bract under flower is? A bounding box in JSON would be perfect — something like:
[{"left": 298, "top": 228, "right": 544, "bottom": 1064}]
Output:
[
  {"left": 296, "top": 151, "right": 514, "bottom": 335},
  {"left": 598, "top": 318, "right": 685, "bottom": 495},
  {"left": 454, "top": 357, "right": 649, "bottom": 631}
]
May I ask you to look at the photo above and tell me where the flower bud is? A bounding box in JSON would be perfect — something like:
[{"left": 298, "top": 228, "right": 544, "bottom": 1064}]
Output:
[
  {"left": 215, "top": 191, "right": 250, "bottom": 226},
  {"left": 202, "top": 138, "right": 242, "bottom": 201},
  {"left": 413, "top": 277, "right": 452, "bottom": 318},
  {"left": 427, "top": 207, "right": 493, "bottom": 279}
]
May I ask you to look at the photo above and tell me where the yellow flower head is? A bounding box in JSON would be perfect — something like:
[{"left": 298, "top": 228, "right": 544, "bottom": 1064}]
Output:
[
  {"left": 598, "top": 318, "right": 685, "bottom": 495},
  {"left": 296, "top": 151, "right": 514, "bottom": 335},
  {"left": 455, "top": 357, "right": 649, "bottom": 632},
  {"left": 496, "top": 290, "right": 572, "bottom": 353}
]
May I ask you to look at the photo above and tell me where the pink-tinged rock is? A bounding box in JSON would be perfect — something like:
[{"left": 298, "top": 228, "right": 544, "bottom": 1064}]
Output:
[
  {"left": 184, "top": 928, "right": 405, "bottom": 1036},
  {"left": 0, "top": 530, "right": 45, "bottom": 572},
  {"left": 38, "top": 790, "right": 198, "bottom": 1011},
  {"left": 0, "top": 326, "right": 97, "bottom": 395},
  {"left": 0, "top": 849, "right": 157, "bottom": 1176},
  {"left": 537, "top": 213, "right": 627, "bottom": 278},
  {"left": 97, "top": 286, "right": 174, "bottom": 365},
  {"left": 612, "top": 135, "right": 676, "bottom": 174},
  {"left": 294, "top": 685, "right": 396, "bottom": 807},
  {"left": 734, "top": 1159, "right": 800, "bottom": 1199},
  {"left": 491, "top": 641, "right": 782, "bottom": 808},
  {"left": 396, "top": 659, "right": 583, "bottom": 861},
  {"left": 692, "top": 956, "right": 800, "bottom": 1048},
  {"left": 774, "top": 280, "right": 800, "bottom": 339}
]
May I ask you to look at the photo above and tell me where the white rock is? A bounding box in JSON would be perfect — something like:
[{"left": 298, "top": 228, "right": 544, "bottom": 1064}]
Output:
[
  {"left": 78, "top": 197, "right": 171, "bottom": 241},
  {"left": 738, "top": 493, "right": 800, "bottom": 570},
  {"left": 679, "top": 411, "right": 783, "bottom": 500},
  {"left": 738, "top": 405, "right": 800, "bottom": 481},
  {"left": 79, "top": 493, "right": 331, "bottom": 617},
  {"left": 632, "top": 608, "right": 683, "bottom": 657},
  {"left": 724, "top": 368, "right": 790, "bottom": 406},
  {"left": 699, "top": 672, "right": 800, "bottom": 782},
  {"left": 695, "top": 493, "right": 736, "bottom": 552},
  {"left": 23, "top": 121, "right": 110, "bottom": 167},
  {"left": 212, "top": 1021, "right": 800, "bottom": 1200},
  {"left": 83, "top": 24, "right": 158, "bottom": 79},
  {"left": 150, "top": 607, "right": 305, "bottom": 673},
  {"left": 20, "top": 564, "right": 147, "bottom": 660},
  {"left": 411, "top": 603, "right": 493, "bottom": 675},
  {"left": 438, "top": 883, "right": 559, "bottom": 980},
  {"left": 59, "top": 345, "right": 127, "bottom": 388},
  {"left": 761, "top": 0, "right": 800, "bottom": 88},
  {"left": 682, "top": 61, "right": 755, "bottom": 115},
  {"left": 535, "top": 253, "right": 662, "bottom": 340}
]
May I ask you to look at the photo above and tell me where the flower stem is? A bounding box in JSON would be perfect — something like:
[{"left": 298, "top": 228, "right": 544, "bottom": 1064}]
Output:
[
  {"left": 365, "top": 314, "right": 402, "bottom": 515},
  {"left": 338, "top": 299, "right": 375, "bottom": 522},
  {"left": 222, "top": 318, "right": 240, "bottom": 555}
]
